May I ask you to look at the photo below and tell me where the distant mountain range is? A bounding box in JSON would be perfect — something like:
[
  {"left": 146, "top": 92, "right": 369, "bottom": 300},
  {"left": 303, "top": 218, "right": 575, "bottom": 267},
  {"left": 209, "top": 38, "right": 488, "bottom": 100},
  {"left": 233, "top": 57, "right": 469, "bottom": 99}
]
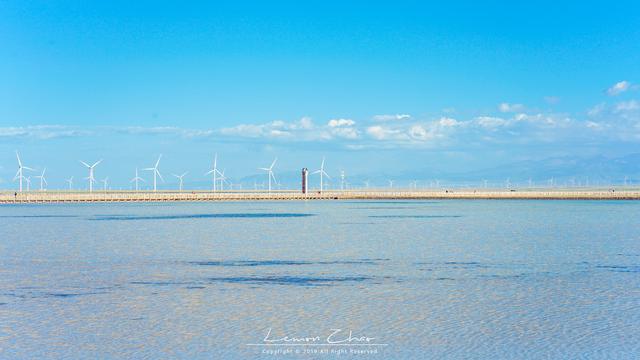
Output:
[{"left": 229, "top": 153, "right": 640, "bottom": 189}]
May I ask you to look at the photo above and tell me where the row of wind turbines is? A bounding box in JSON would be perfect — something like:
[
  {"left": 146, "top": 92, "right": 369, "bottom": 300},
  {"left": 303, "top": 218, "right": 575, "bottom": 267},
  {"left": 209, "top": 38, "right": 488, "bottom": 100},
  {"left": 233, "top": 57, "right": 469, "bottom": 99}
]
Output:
[{"left": 12, "top": 151, "right": 334, "bottom": 193}]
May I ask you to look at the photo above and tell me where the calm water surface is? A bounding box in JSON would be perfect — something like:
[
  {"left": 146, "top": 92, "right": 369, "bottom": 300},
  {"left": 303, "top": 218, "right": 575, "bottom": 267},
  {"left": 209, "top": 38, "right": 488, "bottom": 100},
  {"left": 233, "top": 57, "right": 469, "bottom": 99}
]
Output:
[{"left": 1, "top": 200, "right": 639, "bottom": 359}]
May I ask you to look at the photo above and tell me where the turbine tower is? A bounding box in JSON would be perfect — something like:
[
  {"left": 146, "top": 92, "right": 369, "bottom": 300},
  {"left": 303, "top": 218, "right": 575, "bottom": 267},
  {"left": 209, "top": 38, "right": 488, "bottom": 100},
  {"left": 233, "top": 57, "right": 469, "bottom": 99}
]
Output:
[
  {"left": 14, "top": 151, "right": 34, "bottom": 192},
  {"left": 258, "top": 158, "right": 277, "bottom": 192},
  {"left": 172, "top": 172, "right": 188, "bottom": 191},
  {"left": 66, "top": 176, "right": 74, "bottom": 190},
  {"left": 35, "top": 168, "right": 48, "bottom": 191},
  {"left": 340, "top": 170, "right": 345, "bottom": 190},
  {"left": 25, "top": 176, "right": 32, "bottom": 192},
  {"left": 101, "top": 177, "right": 109, "bottom": 191},
  {"left": 80, "top": 159, "right": 102, "bottom": 193},
  {"left": 312, "top": 157, "right": 330, "bottom": 193},
  {"left": 130, "top": 168, "right": 145, "bottom": 191},
  {"left": 143, "top": 155, "right": 163, "bottom": 192},
  {"left": 218, "top": 169, "right": 228, "bottom": 191},
  {"left": 205, "top": 154, "right": 223, "bottom": 191}
]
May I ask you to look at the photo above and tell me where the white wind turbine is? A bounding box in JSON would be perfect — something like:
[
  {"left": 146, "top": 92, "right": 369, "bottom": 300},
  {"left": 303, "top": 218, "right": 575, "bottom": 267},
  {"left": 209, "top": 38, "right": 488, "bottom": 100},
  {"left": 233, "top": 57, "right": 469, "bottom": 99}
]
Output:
[
  {"left": 66, "top": 176, "right": 74, "bottom": 190},
  {"left": 35, "top": 168, "right": 48, "bottom": 191},
  {"left": 218, "top": 169, "right": 229, "bottom": 191},
  {"left": 205, "top": 154, "right": 223, "bottom": 191},
  {"left": 340, "top": 170, "right": 345, "bottom": 190},
  {"left": 14, "top": 151, "right": 34, "bottom": 192},
  {"left": 388, "top": 179, "right": 394, "bottom": 189},
  {"left": 25, "top": 176, "right": 32, "bottom": 192},
  {"left": 80, "top": 159, "right": 102, "bottom": 193},
  {"left": 172, "top": 172, "right": 188, "bottom": 191},
  {"left": 312, "top": 157, "right": 330, "bottom": 193},
  {"left": 143, "top": 155, "right": 163, "bottom": 192},
  {"left": 258, "top": 158, "right": 277, "bottom": 192},
  {"left": 101, "top": 177, "right": 109, "bottom": 191},
  {"left": 130, "top": 168, "right": 145, "bottom": 191}
]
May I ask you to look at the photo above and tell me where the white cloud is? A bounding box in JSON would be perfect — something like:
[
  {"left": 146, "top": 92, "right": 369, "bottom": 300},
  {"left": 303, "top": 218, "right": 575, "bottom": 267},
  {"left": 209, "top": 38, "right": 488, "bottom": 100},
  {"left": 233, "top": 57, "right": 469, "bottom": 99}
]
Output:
[
  {"left": 613, "top": 100, "right": 639, "bottom": 113},
  {"left": 120, "top": 126, "right": 214, "bottom": 138},
  {"left": 475, "top": 116, "right": 508, "bottom": 128},
  {"left": 327, "top": 118, "right": 355, "bottom": 127},
  {"left": 586, "top": 121, "right": 604, "bottom": 130},
  {"left": 0, "top": 125, "right": 89, "bottom": 139},
  {"left": 607, "top": 81, "right": 631, "bottom": 96},
  {"left": 366, "top": 125, "right": 408, "bottom": 140},
  {"left": 587, "top": 103, "right": 606, "bottom": 117},
  {"left": 409, "top": 125, "right": 433, "bottom": 141},
  {"left": 438, "top": 117, "right": 459, "bottom": 127},
  {"left": 498, "top": 103, "right": 524, "bottom": 113},
  {"left": 330, "top": 126, "right": 359, "bottom": 139},
  {"left": 372, "top": 114, "right": 411, "bottom": 121},
  {"left": 219, "top": 117, "right": 316, "bottom": 139}
]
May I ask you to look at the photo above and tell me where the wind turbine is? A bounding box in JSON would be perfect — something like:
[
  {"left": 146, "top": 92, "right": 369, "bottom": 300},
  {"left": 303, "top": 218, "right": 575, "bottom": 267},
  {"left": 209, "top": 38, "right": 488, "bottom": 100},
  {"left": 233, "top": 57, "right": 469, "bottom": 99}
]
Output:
[
  {"left": 25, "top": 176, "right": 32, "bottom": 192},
  {"left": 80, "top": 159, "right": 102, "bottom": 193},
  {"left": 14, "top": 151, "right": 34, "bottom": 192},
  {"left": 340, "top": 170, "right": 345, "bottom": 190},
  {"left": 101, "top": 177, "right": 109, "bottom": 191},
  {"left": 388, "top": 179, "right": 394, "bottom": 189},
  {"left": 66, "top": 176, "right": 74, "bottom": 190},
  {"left": 35, "top": 168, "right": 48, "bottom": 191},
  {"left": 258, "top": 158, "right": 277, "bottom": 192},
  {"left": 143, "top": 155, "right": 163, "bottom": 192},
  {"left": 205, "top": 154, "right": 222, "bottom": 191},
  {"left": 130, "top": 168, "right": 145, "bottom": 191},
  {"left": 312, "top": 157, "right": 330, "bottom": 193},
  {"left": 218, "top": 169, "right": 229, "bottom": 191},
  {"left": 172, "top": 172, "right": 188, "bottom": 191}
]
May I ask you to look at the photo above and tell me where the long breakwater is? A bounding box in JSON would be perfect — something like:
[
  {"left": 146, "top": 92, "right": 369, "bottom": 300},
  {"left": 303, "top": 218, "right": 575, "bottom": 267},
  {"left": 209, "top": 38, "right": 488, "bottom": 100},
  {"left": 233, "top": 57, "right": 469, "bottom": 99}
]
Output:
[{"left": 1, "top": 189, "right": 640, "bottom": 203}]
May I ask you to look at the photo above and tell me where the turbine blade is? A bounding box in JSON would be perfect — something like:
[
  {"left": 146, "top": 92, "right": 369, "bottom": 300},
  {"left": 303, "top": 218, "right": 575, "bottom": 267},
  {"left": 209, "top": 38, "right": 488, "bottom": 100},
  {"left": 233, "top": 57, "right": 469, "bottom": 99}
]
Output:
[
  {"left": 23, "top": 166, "right": 35, "bottom": 171},
  {"left": 16, "top": 151, "right": 22, "bottom": 167},
  {"left": 157, "top": 170, "right": 164, "bottom": 182},
  {"left": 205, "top": 169, "right": 214, "bottom": 175},
  {"left": 155, "top": 154, "right": 162, "bottom": 168},
  {"left": 92, "top": 159, "right": 102, "bottom": 167},
  {"left": 80, "top": 160, "right": 90, "bottom": 168},
  {"left": 258, "top": 167, "right": 269, "bottom": 171},
  {"left": 270, "top": 158, "right": 278, "bottom": 169}
]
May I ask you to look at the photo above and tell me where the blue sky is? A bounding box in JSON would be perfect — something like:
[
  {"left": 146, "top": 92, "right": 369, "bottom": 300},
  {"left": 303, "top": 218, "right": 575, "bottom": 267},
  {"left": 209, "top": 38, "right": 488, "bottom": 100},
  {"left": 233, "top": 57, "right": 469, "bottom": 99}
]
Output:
[{"left": 1, "top": 1, "right": 640, "bottom": 189}]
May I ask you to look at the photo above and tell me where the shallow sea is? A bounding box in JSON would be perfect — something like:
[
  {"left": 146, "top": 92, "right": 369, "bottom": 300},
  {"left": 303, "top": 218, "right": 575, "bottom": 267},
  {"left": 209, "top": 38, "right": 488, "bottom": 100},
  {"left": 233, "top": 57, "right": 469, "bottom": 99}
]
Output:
[{"left": 1, "top": 200, "right": 639, "bottom": 359}]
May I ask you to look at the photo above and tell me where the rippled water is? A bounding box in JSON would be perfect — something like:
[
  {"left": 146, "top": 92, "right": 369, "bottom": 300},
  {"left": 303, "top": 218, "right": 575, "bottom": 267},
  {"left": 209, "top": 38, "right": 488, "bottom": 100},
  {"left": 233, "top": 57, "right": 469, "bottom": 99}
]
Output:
[{"left": 1, "top": 200, "right": 639, "bottom": 359}]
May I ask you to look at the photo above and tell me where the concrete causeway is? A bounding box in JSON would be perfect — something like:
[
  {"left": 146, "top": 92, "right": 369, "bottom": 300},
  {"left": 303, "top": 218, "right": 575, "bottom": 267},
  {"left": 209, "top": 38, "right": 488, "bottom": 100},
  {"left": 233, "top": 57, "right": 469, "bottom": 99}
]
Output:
[{"left": 2, "top": 189, "right": 639, "bottom": 203}]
